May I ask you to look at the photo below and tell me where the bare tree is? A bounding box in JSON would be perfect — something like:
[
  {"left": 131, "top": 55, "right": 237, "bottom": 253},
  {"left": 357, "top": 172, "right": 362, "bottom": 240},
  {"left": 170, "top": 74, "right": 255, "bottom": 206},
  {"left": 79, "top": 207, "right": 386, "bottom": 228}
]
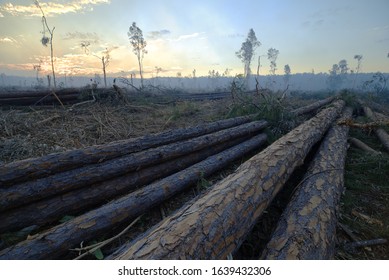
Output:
[
  {"left": 284, "top": 64, "right": 291, "bottom": 85},
  {"left": 236, "top": 29, "right": 261, "bottom": 79},
  {"left": 35, "top": 0, "right": 57, "bottom": 89},
  {"left": 128, "top": 22, "right": 147, "bottom": 88},
  {"left": 338, "top": 59, "right": 349, "bottom": 74},
  {"left": 81, "top": 42, "right": 115, "bottom": 88},
  {"left": 327, "top": 64, "right": 342, "bottom": 91},
  {"left": 267, "top": 48, "right": 279, "bottom": 75},
  {"left": 352, "top": 55, "right": 363, "bottom": 88}
]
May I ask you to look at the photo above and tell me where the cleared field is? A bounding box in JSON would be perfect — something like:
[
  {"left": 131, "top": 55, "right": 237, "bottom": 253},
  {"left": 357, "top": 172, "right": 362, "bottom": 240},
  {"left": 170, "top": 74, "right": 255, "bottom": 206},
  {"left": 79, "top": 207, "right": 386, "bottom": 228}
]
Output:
[{"left": 0, "top": 90, "right": 388, "bottom": 259}]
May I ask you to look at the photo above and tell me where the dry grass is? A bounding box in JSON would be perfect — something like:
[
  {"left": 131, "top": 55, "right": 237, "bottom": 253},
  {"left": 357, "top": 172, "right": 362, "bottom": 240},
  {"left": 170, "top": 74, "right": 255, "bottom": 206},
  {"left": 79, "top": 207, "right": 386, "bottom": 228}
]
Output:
[{"left": 0, "top": 98, "right": 231, "bottom": 163}]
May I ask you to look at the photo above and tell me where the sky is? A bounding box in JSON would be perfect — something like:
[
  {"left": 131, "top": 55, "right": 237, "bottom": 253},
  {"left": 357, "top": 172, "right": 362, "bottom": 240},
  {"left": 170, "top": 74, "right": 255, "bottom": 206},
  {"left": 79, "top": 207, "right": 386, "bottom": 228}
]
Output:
[{"left": 0, "top": 0, "right": 388, "bottom": 79}]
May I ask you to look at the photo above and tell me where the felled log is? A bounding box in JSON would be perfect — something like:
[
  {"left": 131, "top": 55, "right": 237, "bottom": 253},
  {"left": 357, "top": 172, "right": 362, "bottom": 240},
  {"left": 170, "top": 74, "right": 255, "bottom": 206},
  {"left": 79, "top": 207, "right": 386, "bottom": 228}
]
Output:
[
  {"left": 0, "top": 115, "right": 256, "bottom": 186},
  {"left": 0, "top": 120, "right": 267, "bottom": 211},
  {"left": 0, "top": 94, "right": 81, "bottom": 106},
  {"left": 362, "top": 106, "right": 389, "bottom": 153},
  {"left": 0, "top": 134, "right": 267, "bottom": 259},
  {"left": 0, "top": 88, "right": 80, "bottom": 98},
  {"left": 262, "top": 107, "right": 353, "bottom": 260},
  {"left": 107, "top": 100, "right": 345, "bottom": 260},
  {"left": 348, "top": 137, "right": 381, "bottom": 155},
  {"left": 0, "top": 135, "right": 249, "bottom": 233},
  {"left": 291, "top": 96, "right": 336, "bottom": 116}
]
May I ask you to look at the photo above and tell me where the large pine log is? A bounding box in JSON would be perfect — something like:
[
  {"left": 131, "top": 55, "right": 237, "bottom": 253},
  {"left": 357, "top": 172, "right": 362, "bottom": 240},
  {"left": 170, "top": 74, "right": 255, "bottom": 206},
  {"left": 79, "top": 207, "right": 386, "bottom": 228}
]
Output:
[
  {"left": 291, "top": 96, "right": 336, "bottom": 116},
  {"left": 0, "top": 120, "right": 267, "bottom": 212},
  {"left": 107, "top": 100, "right": 345, "bottom": 260},
  {"left": 0, "top": 115, "right": 255, "bottom": 186},
  {"left": 0, "top": 134, "right": 267, "bottom": 259},
  {"left": 0, "top": 135, "right": 249, "bottom": 233},
  {"left": 262, "top": 108, "right": 353, "bottom": 260},
  {"left": 362, "top": 106, "right": 389, "bottom": 153}
]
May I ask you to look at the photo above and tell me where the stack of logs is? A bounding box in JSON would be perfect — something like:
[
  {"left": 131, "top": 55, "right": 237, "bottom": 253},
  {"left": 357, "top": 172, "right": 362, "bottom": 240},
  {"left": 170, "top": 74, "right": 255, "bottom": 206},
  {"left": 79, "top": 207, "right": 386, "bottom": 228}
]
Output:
[
  {"left": 0, "top": 115, "right": 268, "bottom": 259},
  {"left": 1, "top": 97, "right": 386, "bottom": 260}
]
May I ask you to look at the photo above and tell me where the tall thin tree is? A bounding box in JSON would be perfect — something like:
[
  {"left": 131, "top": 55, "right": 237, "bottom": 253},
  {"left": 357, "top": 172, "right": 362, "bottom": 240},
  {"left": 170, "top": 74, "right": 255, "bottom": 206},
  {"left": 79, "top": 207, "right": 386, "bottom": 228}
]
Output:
[
  {"left": 81, "top": 42, "right": 114, "bottom": 88},
  {"left": 128, "top": 22, "right": 147, "bottom": 88},
  {"left": 267, "top": 48, "right": 280, "bottom": 75},
  {"left": 35, "top": 0, "right": 57, "bottom": 89}
]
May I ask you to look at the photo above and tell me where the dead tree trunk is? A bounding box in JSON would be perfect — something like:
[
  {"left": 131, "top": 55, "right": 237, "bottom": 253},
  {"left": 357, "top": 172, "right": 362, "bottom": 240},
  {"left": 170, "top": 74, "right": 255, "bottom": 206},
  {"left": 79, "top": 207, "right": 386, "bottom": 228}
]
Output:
[
  {"left": 0, "top": 134, "right": 267, "bottom": 259},
  {"left": 262, "top": 107, "right": 353, "bottom": 260},
  {"left": 107, "top": 100, "right": 345, "bottom": 260},
  {"left": 0, "top": 115, "right": 256, "bottom": 186},
  {"left": 0, "top": 120, "right": 267, "bottom": 212},
  {"left": 0, "top": 135, "right": 249, "bottom": 233},
  {"left": 362, "top": 106, "right": 389, "bottom": 153},
  {"left": 291, "top": 96, "right": 336, "bottom": 116}
]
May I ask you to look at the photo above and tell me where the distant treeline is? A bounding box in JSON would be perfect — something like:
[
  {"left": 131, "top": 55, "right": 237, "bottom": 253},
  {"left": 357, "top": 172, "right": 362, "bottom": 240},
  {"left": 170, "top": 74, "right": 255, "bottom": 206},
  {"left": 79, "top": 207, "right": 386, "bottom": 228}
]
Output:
[{"left": 0, "top": 72, "right": 388, "bottom": 93}]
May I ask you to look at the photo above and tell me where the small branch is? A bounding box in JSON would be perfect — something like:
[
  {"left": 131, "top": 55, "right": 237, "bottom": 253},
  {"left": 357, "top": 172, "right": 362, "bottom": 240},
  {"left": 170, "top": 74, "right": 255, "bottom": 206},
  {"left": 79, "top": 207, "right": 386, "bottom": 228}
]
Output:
[
  {"left": 72, "top": 215, "right": 143, "bottom": 260},
  {"left": 348, "top": 137, "right": 381, "bottom": 155},
  {"left": 338, "top": 222, "right": 359, "bottom": 242},
  {"left": 70, "top": 95, "right": 96, "bottom": 109},
  {"left": 35, "top": 114, "right": 60, "bottom": 126},
  {"left": 344, "top": 239, "right": 387, "bottom": 250}
]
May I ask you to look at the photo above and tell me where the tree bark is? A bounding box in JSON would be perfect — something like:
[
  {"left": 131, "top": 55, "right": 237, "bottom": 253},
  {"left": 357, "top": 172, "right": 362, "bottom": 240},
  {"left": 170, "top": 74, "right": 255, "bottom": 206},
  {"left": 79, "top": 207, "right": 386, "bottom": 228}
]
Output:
[
  {"left": 0, "top": 135, "right": 249, "bottom": 233},
  {"left": 362, "top": 106, "right": 389, "bottom": 153},
  {"left": 0, "top": 120, "right": 267, "bottom": 211},
  {"left": 107, "top": 100, "right": 345, "bottom": 260},
  {"left": 291, "top": 96, "right": 336, "bottom": 116},
  {"left": 262, "top": 107, "right": 352, "bottom": 260},
  {"left": 0, "top": 115, "right": 256, "bottom": 186},
  {"left": 0, "top": 134, "right": 267, "bottom": 259},
  {"left": 348, "top": 137, "right": 381, "bottom": 155}
]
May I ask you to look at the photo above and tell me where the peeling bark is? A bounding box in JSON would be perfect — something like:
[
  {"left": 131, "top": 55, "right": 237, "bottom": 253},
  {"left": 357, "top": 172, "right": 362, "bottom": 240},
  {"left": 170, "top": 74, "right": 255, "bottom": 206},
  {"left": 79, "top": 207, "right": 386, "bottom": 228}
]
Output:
[
  {"left": 262, "top": 107, "right": 353, "bottom": 260},
  {"left": 0, "top": 134, "right": 267, "bottom": 259},
  {"left": 107, "top": 100, "right": 345, "bottom": 260},
  {"left": 291, "top": 96, "right": 336, "bottom": 116},
  {"left": 0, "top": 115, "right": 256, "bottom": 186}
]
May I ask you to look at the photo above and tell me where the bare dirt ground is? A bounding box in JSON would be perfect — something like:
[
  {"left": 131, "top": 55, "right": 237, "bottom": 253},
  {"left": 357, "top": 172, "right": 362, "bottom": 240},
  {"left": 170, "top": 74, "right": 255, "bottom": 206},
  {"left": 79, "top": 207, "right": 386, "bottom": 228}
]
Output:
[{"left": 0, "top": 93, "right": 388, "bottom": 259}]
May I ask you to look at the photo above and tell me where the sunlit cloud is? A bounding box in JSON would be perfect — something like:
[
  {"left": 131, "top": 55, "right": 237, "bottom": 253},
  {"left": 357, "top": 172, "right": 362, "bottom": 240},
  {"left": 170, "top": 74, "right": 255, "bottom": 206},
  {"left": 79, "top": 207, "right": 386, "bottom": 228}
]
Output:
[
  {"left": 0, "top": 37, "right": 17, "bottom": 44},
  {"left": 0, "top": 11, "right": 4, "bottom": 17},
  {"left": 63, "top": 31, "right": 100, "bottom": 44},
  {"left": 0, "top": 0, "right": 111, "bottom": 17},
  {"left": 173, "top": 32, "right": 204, "bottom": 42}
]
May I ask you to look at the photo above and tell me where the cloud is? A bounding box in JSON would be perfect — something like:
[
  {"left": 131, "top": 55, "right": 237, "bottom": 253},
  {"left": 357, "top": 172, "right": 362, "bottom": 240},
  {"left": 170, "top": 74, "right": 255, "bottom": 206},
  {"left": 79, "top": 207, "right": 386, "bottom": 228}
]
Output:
[
  {"left": 227, "top": 33, "right": 244, "bottom": 38},
  {"left": 147, "top": 30, "right": 171, "bottom": 39},
  {"left": 0, "top": 11, "right": 4, "bottom": 17},
  {"left": 370, "top": 25, "right": 389, "bottom": 31},
  {"left": 172, "top": 32, "right": 205, "bottom": 42},
  {"left": 0, "top": 0, "right": 110, "bottom": 17},
  {"left": 63, "top": 31, "right": 100, "bottom": 44},
  {"left": 302, "top": 19, "right": 325, "bottom": 29},
  {"left": 0, "top": 37, "right": 17, "bottom": 44}
]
